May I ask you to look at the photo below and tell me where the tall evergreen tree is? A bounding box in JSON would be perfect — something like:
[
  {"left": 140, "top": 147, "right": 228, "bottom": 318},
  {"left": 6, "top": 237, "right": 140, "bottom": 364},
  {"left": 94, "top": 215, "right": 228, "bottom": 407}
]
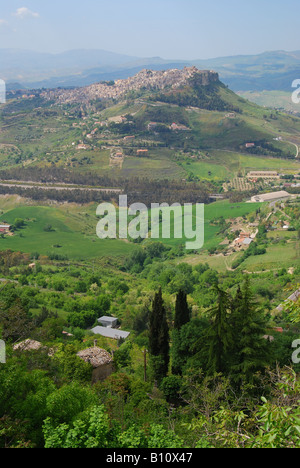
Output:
[
  {"left": 174, "top": 290, "right": 190, "bottom": 330},
  {"left": 172, "top": 290, "right": 191, "bottom": 375},
  {"left": 230, "top": 276, "right": 271, "bottom": 385},
  {"left": 206, "top": 285, "right": 232, "bottom": 375},
  {"left": 149, "top": 288, "right": 169, "bottom": 383}
]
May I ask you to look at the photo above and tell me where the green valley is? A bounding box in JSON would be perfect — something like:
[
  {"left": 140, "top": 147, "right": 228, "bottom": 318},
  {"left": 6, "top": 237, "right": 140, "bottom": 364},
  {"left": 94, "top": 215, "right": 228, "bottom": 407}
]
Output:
[{"left": 0, "top": 67, "right": 299, "bottom": 450}]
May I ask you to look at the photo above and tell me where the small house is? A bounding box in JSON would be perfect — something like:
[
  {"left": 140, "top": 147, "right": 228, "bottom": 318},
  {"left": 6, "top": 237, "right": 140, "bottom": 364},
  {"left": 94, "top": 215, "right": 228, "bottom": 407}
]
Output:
[
  {"left": 0, "top": 224, "right": 11, "bottom": 233},
  {"left": 98, "top": 316, "right": 118, "bottom": 328},
  {"left": 77, "top": 345, "right": 114, "bottom": 383},
  {"left": 147, "top": 122, "right": 158, "bottom": 131}
]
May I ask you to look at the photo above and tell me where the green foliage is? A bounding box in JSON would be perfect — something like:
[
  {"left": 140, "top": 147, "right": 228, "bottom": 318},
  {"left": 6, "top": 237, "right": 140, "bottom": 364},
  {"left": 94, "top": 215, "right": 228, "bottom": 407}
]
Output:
[
  {"left": 45, "top": 382, "right": 98, "bottom": 425},
  {"left": 149, "top": 289, "right": 169, "bottom": 383},
  {"left": 174, "top": 289, "right": 190, "bottom": 330},
  {"left": 43, "top": 405, "right": 113, "bottom": 448},
  {"left": 43, "top": 405, "right": 184, "bottom": 449}
]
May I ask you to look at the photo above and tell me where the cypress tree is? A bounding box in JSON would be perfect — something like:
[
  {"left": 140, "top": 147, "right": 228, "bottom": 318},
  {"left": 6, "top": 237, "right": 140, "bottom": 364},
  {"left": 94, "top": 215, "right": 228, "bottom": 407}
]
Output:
[
  {"left": 172, "top": 290, "right": 191, "bottom": 375},
  {"left": 230, "top": 276, "right": 271, "bottom": 385},
  {"left": 149, "top": 288, "right": 169, "bottom": 382},
  {"left": 174, "top": 289, "right": 190, "bottom": 330},
  {"left": 206, "top": 285, "right": 232, "bottom": 375}
]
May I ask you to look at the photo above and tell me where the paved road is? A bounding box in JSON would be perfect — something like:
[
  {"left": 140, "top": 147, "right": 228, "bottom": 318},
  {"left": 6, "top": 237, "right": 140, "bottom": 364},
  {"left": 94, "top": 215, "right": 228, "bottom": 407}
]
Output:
[{"left": 0, "top": 182, "right": 122, "bottom": 193}]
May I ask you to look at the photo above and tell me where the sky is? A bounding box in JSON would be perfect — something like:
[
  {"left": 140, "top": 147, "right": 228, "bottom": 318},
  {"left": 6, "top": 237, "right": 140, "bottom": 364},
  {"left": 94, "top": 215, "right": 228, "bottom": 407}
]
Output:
[{"left": 0, "top": 0, "right": 299, "bottom": 59}]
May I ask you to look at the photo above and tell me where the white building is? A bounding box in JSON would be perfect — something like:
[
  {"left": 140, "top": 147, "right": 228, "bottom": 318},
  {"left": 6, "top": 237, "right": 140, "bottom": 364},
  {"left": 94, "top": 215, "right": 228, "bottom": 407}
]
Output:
[
  {"left": 251, "top": 191, "right": 291, "bottom": 203},
  {"left": 97, "top": 316, "right": 118, "bottom": 328},
  {"left": 91, "top": 326, "right": 130, "bottom": 340}
]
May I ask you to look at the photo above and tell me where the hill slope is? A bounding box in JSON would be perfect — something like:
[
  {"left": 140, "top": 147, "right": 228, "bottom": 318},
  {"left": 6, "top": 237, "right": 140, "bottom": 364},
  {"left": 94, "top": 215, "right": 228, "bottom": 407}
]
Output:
[{"left": 1, "top": 67, "right": 300, "bottom": 185}]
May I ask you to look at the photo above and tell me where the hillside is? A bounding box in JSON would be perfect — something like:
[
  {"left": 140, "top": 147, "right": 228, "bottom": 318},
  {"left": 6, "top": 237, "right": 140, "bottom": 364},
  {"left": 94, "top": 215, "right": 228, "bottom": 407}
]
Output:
[
  {"left": 1, "top": 66, "right": 299, "bottom": 192},
  {"left": 41, "top": 67, "right": 219, "bottom": 105},
  {"left": 1, "top": 66, "right": 300, "bottom": 451}
]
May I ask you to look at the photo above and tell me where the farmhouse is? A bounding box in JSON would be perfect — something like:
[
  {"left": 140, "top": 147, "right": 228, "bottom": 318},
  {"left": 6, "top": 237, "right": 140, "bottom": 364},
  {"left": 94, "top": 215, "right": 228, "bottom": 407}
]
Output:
[
  {"left": 170, "top": 123, "right": 190, "bottom": 131},
  {"left": 147, "top": 122, "right": 159, "bottom": 131},
  {"left": 77, "top": 345, "right": 114, "bottom": 383},
  {"left": 250, "top": 191, "right": 291, "bottom": 203},
  {"left": 234, "top": 236, "right": 253, "bottom": 247},
  {"left": 0, "top": 224, "right": 11, "bottom": 233},
  {"left": 239, "top": 232, "right": 251, "bottom": 239},
  {"left": 245, "top": 143, "right": 255, "bottom": 148},
  {"left": 76, "top": 144, "right": 89, "bottom": 150}
]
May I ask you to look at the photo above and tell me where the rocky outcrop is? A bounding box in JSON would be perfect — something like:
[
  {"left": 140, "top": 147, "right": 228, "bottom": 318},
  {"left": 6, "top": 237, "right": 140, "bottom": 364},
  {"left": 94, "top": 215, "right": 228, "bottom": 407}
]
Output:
[{"left": 42, "top": 67, "right": 219, "bottom": 104}]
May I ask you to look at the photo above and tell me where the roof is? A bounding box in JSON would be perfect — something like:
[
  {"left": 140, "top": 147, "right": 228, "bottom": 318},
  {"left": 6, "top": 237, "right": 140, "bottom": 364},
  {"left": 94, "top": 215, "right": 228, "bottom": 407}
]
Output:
[
  {"left": 77, "top": 347, "right": 113, "bottom": 368},
  {"left": 276, "top": 288, "right": 300, "bottom": 311},
  {"left": 98, "top": 316, "right": 118, "bottom": 323},
  {"left": 13, "top": 339, "right": 42, "bottom": 351},
  {"left": 287, "top": 289, "right": 300, "bottom": 302},
  {"left": 91, "top": 326, "right": 130, "bottom": 340},
  {"left": 252, "top": 191, "right": 290, "bottom": 202}
]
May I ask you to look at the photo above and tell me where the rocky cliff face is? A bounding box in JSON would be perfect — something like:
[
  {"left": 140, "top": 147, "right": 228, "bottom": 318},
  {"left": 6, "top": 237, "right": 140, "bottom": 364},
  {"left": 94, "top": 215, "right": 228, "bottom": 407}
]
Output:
[{"left": 42, "top": 67, "right": 219, "bottom": 104}]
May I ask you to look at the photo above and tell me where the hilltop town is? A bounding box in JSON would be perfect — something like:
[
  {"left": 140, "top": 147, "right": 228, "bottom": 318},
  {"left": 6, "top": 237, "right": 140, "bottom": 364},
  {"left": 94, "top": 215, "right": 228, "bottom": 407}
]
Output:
[{"left": 42, "top": 67, "right": 219, "bottom": 104}]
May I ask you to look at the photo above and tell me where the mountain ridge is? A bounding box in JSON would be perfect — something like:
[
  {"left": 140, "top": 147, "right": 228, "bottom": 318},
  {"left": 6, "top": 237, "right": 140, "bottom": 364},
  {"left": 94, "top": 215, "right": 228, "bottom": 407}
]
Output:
[{"left": 1, "top": 49, "right": 300, "bottom": 92}]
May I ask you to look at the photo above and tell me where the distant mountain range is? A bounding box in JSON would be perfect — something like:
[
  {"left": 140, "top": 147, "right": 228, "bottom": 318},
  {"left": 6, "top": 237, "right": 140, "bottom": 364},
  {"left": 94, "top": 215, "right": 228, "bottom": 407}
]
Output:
[{"left": 1, "top": 48, "right": 300, "bottom": 92}]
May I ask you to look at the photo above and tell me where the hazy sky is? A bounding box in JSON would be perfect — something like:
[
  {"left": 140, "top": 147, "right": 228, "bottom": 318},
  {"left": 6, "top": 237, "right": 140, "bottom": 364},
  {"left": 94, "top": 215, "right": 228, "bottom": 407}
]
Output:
[{"left": 0, "top": 0, "right": 299, "bottom": 59}]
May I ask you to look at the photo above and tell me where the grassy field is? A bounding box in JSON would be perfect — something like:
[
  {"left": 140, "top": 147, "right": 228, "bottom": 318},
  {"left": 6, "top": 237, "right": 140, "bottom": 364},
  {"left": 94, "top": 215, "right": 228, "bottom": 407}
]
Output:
[
  {"left": 0, "top": 198, "right": 262, "bottom": 260},
  {"left": 1, "top": 85, "right": 300, "bottom": 181},
  {"left": 238, "top": 90, "right": 300, "bottom": 113},
  {"left": 0, "top": 204, "right": 136, "bottom": 260},
  {"left": 121, "top": 152, "right": 184, "bottom": 179},
  {"left": 180, "top": 236, "right": 299, "bottom": 273},
  {"left": 0, "top": 197, "right": 298, "bottom": 279},
  {"left": 150, "top": 199, "right": 262, "bottom": 250},
  {"left": 182, "top": 150, "right": 300, "bottom": 181},
  {"left": 242, "top": 241, "right": 299, "bottom": 272}
]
